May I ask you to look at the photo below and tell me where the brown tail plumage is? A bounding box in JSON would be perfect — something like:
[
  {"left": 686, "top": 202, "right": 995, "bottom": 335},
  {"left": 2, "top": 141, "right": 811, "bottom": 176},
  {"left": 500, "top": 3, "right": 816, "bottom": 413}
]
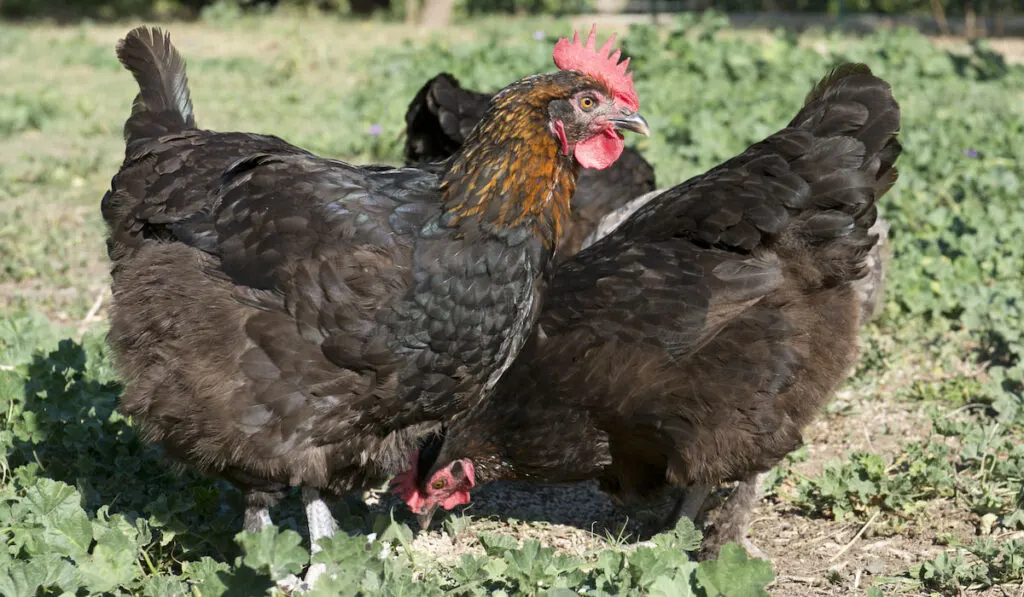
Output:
[
  {"left": 786, "top": 63, "right": 902, "bottom": 287},
  {"left": 116, "top": 26, "right": 195, "bottom": 145}
]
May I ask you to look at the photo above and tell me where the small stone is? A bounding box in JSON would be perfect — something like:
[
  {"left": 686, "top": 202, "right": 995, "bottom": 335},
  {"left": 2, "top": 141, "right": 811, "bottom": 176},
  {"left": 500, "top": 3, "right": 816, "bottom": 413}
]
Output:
[
  {"left": 864, "top": 558, "right": 885, "bottom": 575},
  {"left": 979, "top": 512, "right": 998, "bottom": 535}
]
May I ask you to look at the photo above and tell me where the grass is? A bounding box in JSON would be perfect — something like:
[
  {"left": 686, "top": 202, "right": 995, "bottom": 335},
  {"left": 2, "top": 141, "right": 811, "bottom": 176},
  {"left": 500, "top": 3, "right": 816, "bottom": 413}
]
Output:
[{"left": 1, "top": 9, "right": 1023, "bottom": 597}]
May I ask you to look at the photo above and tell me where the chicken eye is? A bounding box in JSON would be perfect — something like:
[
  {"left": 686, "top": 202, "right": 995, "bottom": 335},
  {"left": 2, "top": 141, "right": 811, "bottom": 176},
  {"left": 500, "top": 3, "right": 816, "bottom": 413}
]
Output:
[
  {"left": 579, "top": 96, "right": 596, "bottom": 111},
  {"left": 431, "top": 479, "right": 446, "bottom": 490}
]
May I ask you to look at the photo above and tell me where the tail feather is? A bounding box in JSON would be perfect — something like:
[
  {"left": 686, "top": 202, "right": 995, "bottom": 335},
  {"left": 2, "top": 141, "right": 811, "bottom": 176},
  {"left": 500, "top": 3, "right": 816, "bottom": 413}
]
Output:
[
  {"left": 403, "top": 73, "right": 491, "bottom": 164},
  {"left": 116, "top": 26, "right": 195, "bottom": 144},
  {"left": 785, "top": 64, "right": 901, "bottom": 285}
]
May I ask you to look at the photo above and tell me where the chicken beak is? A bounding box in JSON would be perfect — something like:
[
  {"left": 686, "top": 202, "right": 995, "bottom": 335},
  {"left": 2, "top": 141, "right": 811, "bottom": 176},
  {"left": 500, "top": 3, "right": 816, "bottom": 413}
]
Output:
[
  {"left": 417, "top": 503, "right": 439, "bottom": 531},
  {"left": 610, "top": 112, "right": 650, "bottom": 137}
]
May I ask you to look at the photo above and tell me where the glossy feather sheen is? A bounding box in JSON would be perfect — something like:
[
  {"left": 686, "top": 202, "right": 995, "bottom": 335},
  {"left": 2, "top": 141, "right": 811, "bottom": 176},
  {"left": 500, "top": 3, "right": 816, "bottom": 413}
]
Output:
[
  {"left": 432, "top": 66, "right": 902, "bottom": 506},
  {"left": 102, "top": 27, "right": 588, "bottom": 503},
  {"left": 403, "top": 73, "right": 656, "bottom": 261}
]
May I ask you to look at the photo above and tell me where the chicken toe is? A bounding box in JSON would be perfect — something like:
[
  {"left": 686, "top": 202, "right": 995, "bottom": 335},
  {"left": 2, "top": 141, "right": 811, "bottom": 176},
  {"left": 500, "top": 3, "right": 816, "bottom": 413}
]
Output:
[{"left": 742, "top": 537, "right": 768, "bottom": 560}]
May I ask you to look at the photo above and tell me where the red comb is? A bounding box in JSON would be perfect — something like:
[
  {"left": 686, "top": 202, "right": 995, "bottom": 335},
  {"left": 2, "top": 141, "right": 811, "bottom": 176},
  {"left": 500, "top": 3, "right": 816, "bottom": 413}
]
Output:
[{"left": 552, "top": 24, "right": 639, "bottom": 112}]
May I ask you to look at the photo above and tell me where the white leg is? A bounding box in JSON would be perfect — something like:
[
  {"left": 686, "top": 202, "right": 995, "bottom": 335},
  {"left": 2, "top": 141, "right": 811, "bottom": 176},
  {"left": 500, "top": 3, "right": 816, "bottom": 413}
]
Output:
[
  {"left": 301, "top": 487, "right": 337, "bottom": 589},
  {"left": 656, "top": 484, "right": 713, "bottom": 536},
  {"left": 244, "top": 507, "right": 273, "bottom": 532},
  {"left": 743, "top": 536, "right": 768, "bottom": 560},
  {"left": 275, "top": 488, "right": 339, "bottom": 593}
]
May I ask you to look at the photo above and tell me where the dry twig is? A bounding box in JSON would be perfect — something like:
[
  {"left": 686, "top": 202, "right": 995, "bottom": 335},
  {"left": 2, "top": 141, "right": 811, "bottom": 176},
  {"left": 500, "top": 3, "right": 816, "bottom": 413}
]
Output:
[{"left": 829, "top": 511, "right": 880, "bottom": 563}]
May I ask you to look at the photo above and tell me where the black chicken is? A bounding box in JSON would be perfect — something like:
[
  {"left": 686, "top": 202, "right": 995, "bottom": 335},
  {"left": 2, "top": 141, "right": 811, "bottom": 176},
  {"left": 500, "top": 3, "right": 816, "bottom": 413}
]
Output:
[
  {"left": 404, "top": 72, "right": 657, "bottom": 261},
  {"left": 101, "top": 25, "right": 647, "bottom": 584},
  {"left": 394, "top": 64, "right": 902, "bottom": 558}
]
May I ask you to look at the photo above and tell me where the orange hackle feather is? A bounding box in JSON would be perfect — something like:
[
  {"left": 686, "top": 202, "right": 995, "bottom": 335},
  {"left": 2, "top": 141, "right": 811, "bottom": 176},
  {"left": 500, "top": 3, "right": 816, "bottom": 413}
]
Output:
[
  {"left": 441, "top": 76, "right": 579, "bottom": 250},
  {"left": 552, "top": 25, "right": 639, "bottom": 111},
  {"left": 443, "top": 25, "right": 642, "bottom": 250}
]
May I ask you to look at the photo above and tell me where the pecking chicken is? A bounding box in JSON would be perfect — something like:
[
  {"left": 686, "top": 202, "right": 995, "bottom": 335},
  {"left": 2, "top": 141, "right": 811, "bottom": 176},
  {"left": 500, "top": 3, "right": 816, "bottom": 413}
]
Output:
[
  {"left": 393, "top": 64, "right": 902, "bottom": 559},
  {"left": 404, "top": 72, "right": 657, "bottom": 261},
  {"left": 101, "top": 25, "right": 647, "bottom": 585}
]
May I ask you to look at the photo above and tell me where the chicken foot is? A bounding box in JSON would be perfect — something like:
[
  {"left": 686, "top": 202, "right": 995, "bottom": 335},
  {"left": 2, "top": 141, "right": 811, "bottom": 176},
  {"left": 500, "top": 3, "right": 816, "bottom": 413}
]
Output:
[{"left": 698, "top": 473, "right": 767, "bottom": 561}]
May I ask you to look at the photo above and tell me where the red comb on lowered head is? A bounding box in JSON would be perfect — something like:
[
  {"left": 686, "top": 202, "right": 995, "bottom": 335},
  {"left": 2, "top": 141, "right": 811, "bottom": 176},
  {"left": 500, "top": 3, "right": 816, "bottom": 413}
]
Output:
[{"left": 552, "top": 24, "right": 639, "bottom": 112}]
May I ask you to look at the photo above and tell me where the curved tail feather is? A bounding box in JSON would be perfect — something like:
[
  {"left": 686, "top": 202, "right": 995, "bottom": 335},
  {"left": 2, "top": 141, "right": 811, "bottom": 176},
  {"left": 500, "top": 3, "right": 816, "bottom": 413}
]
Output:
[{"left": 116, "top": 26, "right": 195, "bottom": 145}]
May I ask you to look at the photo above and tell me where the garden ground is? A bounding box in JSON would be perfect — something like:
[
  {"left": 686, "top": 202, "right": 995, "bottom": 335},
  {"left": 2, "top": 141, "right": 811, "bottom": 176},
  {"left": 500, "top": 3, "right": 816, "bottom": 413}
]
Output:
[{"left": 1, "top": 11, "right": 1022, "bottom": 596}]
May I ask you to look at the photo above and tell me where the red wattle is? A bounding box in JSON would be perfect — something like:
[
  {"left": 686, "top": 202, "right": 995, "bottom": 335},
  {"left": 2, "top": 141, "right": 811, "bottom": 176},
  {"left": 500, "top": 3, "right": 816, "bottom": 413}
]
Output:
[{"left": 574, "top": 127, "right": 624, "bottom": 170}]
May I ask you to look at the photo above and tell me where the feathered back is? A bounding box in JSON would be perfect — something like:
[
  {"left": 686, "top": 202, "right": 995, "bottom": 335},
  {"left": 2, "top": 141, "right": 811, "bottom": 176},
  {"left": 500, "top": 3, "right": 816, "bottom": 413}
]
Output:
[{"left": 116, "top": 26, "right": 196, "bottom": 146}]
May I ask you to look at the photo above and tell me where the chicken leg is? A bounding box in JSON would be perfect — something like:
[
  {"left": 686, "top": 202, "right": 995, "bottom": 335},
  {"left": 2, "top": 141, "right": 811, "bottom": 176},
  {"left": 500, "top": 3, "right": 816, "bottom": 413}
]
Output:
[
  {"left": 698, "top": 473, "right": 767, "bottom": 560},
  {"left": 243, "top": 489, "right": 277, "bottom": 532},
  {"left": 244, "top": 487, "right": 339, "bottom": 593},
  {"left": 643, "top": 484, "right": 712, "bottom": 539},
  {"left": 300, "top": 487, "right": 338, "bottom": 588},
  {"left": 663, "top": 484, "right": 713, "bottom": 531}
]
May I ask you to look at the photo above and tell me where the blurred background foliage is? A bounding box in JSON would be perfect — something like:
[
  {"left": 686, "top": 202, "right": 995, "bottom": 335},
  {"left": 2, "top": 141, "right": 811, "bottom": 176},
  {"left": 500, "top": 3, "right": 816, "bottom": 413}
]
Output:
[{"left": 0, "top": 0, "right": 1017, "bottom": 25}]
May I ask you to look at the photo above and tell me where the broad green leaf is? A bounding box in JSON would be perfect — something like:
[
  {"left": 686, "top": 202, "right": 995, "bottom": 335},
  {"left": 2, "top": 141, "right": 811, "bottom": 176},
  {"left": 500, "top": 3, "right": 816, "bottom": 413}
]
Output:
[
  {"left": 377, "top": 519, "right": 413, "bottom": 546},
  {"left": 695, "top": 543, "right": 775, "bottom": 597},
  {"left": 21, "top": 479, "right": 92, "bottom": 559},
  {"left": 0, "top": 554, "right": 81, "bottom": 597},
  {"left": 143, "top": 575, "right": 191, "bottom": 597},
  {"left": 236, "top": 527, "right": 308, "bottom": 581},
  {"left": 478, "top": 532, "right": 519, "bottom": 557},
  {"left": 310, "top": 532, "right": 372, "bottom": 567},
  {"left": 182, "top": 556, "right": 231, "bottom": 597},
  {"left": 649, "top": 574, "right": 698, "bottom": 597},
  {"left": 652, "top": 516, "right": 702, "bottom": 552},
  {"left": 79, "top": 525, "right": 141, "bottom": 593}
]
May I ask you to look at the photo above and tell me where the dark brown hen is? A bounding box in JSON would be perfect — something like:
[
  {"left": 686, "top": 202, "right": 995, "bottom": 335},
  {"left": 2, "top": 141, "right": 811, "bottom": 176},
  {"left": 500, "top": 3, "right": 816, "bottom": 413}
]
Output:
[
  {"left": 397, "top": 64, "right": 902, "bottom": 558},
  {"left": 404, "top": 72, "right": 657, "bottom": 261},
  {"left": 102, "top": 25, "right": 647, "bottom": 585}
]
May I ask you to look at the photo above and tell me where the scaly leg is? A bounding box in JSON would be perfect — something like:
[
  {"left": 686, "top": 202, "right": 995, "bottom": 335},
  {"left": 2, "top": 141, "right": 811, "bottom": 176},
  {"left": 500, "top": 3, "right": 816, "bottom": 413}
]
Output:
[
  {"left": 662, "top": 484, "right": 713, "bottom": 532},
  {"left": 243, "top": 489, "right": 276, "bottom": 533},
  {"left": 243, "top": 506, "right": 273, "bottom": 532},
  {"left": 240, "top": 489, "right": 304, "bottom": 593},
  {"left": 276, "top": 488, "right": 340, "bottom": 593},
  {"left": 699, "top": 473, "right": 767, "bottom": 560},
  {"left": 300, "top": 487, "right": 338, "bottom": 589}
]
